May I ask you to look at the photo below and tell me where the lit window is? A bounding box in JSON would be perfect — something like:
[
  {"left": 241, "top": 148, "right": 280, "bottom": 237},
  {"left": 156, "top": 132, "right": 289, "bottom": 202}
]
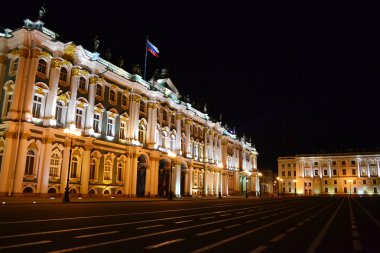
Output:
[
  {"left": 109, "top": 90, "right": 116, "bottom": 102},
  {"left": 32, "top": 95, "right": 43, "bottom": 118},
  {"left": 49, "top": 153, "right": 60, "bottom": 177},
  {"left": 11, "top": 58, "right": 19, "bottom": 73},
  {"left": 163, "top": 110, "right": 168, "bottom": 121},
  {"left": 79, "top": 77, "right": 86, "bottom": 90},
  {"left": 90, "top": 159, "right": 96, "bottom": 180},
  {"left": 119, "top": 121, "right": 127, "bottom": 140},
  {"left": 25, "top": 150, "right": 36, "bottom": 175},
  {"left": 138, "top": 124, "right": 146, "bottom": 144},
  {"left": 93, "top": 113, "right": 101, "bottom": 133},
  {"left": 37, "top": 59, "right": 47, "bottom": 74},
  {"left": 104, "top": 161, "right": 112, "bottom": 181},
  {"left": 107, "top": 118, "right": 114, "bottom": 137},
  {"left": 70, "top": 157, "right": 78, "bottom": 178},
  {"left": 60, "top": 68, "right": 67, "bottom": 82},
  {"left": 96, "top": 84, "right": 102, "bottom": 97},
  {"left": 122, "top": 95, "right": 128, "bottom": 107},
  {"left": 117, "top": 162, "right": 123, "bottom": 181},
  {"left": 75, "top": 109, "right": 83, "bottom": 129},
  {"left": 140, "top": 101, "right": 145, "bottom": 113}
]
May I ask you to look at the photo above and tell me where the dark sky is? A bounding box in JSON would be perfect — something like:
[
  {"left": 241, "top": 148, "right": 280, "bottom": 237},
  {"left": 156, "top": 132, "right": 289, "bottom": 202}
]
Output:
[{"left": 2, "top": 1, "right": 380, "bottom": 169}]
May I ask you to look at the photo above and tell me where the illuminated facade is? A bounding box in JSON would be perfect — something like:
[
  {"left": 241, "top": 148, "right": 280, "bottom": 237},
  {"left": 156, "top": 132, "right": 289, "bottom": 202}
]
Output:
[
  {"left": 278, "top": 153, "right": 380, "bottom": 196},
  {"left": 0, "top": 19, "right": 258, "bottom": 197}
]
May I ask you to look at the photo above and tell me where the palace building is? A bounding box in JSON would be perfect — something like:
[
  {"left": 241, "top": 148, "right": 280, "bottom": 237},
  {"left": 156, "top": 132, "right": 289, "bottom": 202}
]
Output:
[
  {"left": 278, "top": 152, "right": 380, "bottom": 196},
  {"left": 0, "top": 19, "right": 258, "bottom": 197}
]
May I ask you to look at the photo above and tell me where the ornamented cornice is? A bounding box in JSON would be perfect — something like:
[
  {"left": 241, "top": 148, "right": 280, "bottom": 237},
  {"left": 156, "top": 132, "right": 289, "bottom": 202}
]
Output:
[
  {"left": 51, "top": 59, "right": 63, "bottom": 69},
  {"left": 72, "top": 68, "right": 81, "bottom": 76},
  {"left": 185, "top": 119, "right": 193, "bottom": 125},
  {"left": 11, "top": 48, "right": 29, "bottom": 58},
  {"left": 132, "top": 94, "right": 141, "bottom": 102},
  {"left": 175, "top": 113, "right": 185, "bottom": 120},
  {"left": 63, "top": 43, "right": 76, "bottom": 62}
]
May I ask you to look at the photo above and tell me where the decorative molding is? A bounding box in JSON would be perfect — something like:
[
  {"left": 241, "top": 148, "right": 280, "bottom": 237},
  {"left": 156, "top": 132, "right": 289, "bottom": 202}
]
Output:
[
  {"left": 0, "top": 54, "right": 7, "bottom": 64},
  {"left": 51, "top": 58, "right": 63, "bottom": 68}
]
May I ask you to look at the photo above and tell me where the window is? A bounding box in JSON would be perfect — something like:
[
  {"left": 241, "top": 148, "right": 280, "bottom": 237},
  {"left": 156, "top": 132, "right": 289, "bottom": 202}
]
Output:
[
  {"left": 334, "top": 187, "right": 337, "bottom": 193},
  {"left": 107, "top": 118, "right": 114, "bottom": 137},
  {"left": 344, "top": 180, "right": 346, "bottom": 184},
  {"left": 117, "top": 163, "right": 123, "bottom": 181},
  {"left": 324, "top": 169, "right": 328, "bottom": 176},
  {"left": 332, "top": 161, "right": 336, "bottom": 166},
  {"left": 314, "top": 170, "right": 318, "bottom": 176},
  {"left": 314, "top": 162, "right": 318, "bottom": 166},
  {"left": 37, "top": 59, "right": 47, "bottom": 74},
  {"left": 341, "top": 161, "right": 346, "bottom": 166},
  {"left": 56, "top": 101, "right": 66, "bottom": 125},
  {"left": 170, "top": 134, "right": 176, "bottom": 151},
  {"left": 79, "top": 77, "right": 86, "bottom": 90},
  {"left": 3, "top": 93, "right": 13, "bottom": 118},
  {"left": 333, "top": 169, "right": 337, "bottom": 176},
  {"left": 353, "top": 180, "right": 356, "bottom": 184},
  {"left": 96, "top": 84, "right": 102, "bottom": 97},
  {"left": 288, "top": 171, "right": 291, "bottom": 176},
  {"left": 342, "top": 169, "right": 346, "bottom": 175},
  {"left": 322, "top": 161, "right": 327, "bottom": 167},
  {"left": 49, "top": 153, "right": 60, "bottom": 177},
  {"left": 25, "top": 150, "right": 36, "bottom": 175},
  {"left": 119, "top": 121, "right": 127, "bottom": 140},
  {"left": 352, "top": 169, "right": 356, "bottom": 176},
  {"left": 375, "top": 187, "right": 378, "bottom": 194},
  {"left": 70, "top": 157, "right": 78, "bottom": 178},
  {"left": 373, "top": 180, "right": 377, "bottom": 184},
  {"left": 90, "top": 159, "right": 96, "bottom": 180},
  {"left": 282, "top": 171, "right": 285, "bottom": 177},
  {"left": 324, "top": 180, "right": 328, "bottom": 185},
  {"left": 287, "top": 163, "right": 291, "bottom": 168},
  {"left": 163, "top": 110, "right": 168, "bottom": 121},
  {"left": 171, "top": 115, "right": 175, "bottom": 125},
  {"left": 140, "top": 101, "right": 145, "bottom": 113},
  {"left": 60, "top": 68, "right": 68, "bottom": 82},
  {"left": 93, "top": 114, "right": 101, "bottom": 133},
  {"left": 109, "top": 90, "right": 116, "bottom": 102},
  {"left": 138, "top": 124, "right": 146, "bottom": 144},
  {"left": 363, "top": 180, "right": 367, "bottom": 185},
  {"left": 122, "top": 95, "right": 128, "bottom": 107},
  {"left": 11, "top": 58, "right": 19, "bottom": 73},
  {"left": 289, "top": 187, "right": 291, "bottom": 193},
  {"left": 293, "top": 171, "right": 296, "bottom": 176},
  {"left": 324, "top": 187, "right": 328, "bottom": 193},
  {"left": 75, "top": 109, "right": 83, "bottom": 129},
  {"left": 334, "top": 180, "right": 337, "bottom": 185},
  {"left": 282, "top": 164, "right": 285, "bottom": 168},
  {"left": 103, "top": 161, "right": 111, "bottom": 181},
  {"left": 32, "top": 95, "right": 43, "bottom": 118},
  {"left": 344, "top": 187, "right": 347, "bottom": 193},
  {"left": 351, "top": 160, "right": 356, "bottom": 166},
  {"left": 354, "top": 187, "right": 357, "bottom": 193}
]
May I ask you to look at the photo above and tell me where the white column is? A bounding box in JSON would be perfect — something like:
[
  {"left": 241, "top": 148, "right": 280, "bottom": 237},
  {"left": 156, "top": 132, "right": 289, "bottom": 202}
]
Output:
[
  {"left": 185, "top": 120, "right": 191, "bottom": 155},
  {"left": 0, "top": 132, "right": 15, "bottom": 193},
  {"left": 80, "top": 143, "right": 92, "bottom": 195},
  {"left": 145, "top": 163, "right": 151, "bottom": 196},
  {"left": 175, "top": 114, "right": 182, "bottom": 153},
  {"left": 85, "top": 80, "right": 96, "bottom": 135},
  {"left": 60, "top": 139, "right": 71, "bottom": 194},
  {"left": 203, "top": 169, "right": 208, "bottom": 195},
  {"left": 124, "top": 155, "right": 131, "bottom": 196},
  {"left": 67, "top": 68, "right": 80, "bottom": 124},
  {"left": 13, "top": 135, "right": 29, "bottom": 193},
  {"left": 131, "top": 153, "right": 138, "bottom": 197},
  {"left": 174, "top": 164, "right": 181, "bottom": 196},
  {"left": 43, "top": 59, "right": 62, "bottom": 126},
  {"left": 40, "top": 138, "right": 53, "bottom": 193}
]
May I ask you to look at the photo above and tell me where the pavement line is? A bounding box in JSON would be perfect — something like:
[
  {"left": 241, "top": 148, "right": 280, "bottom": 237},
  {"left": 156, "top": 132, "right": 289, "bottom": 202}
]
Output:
[
  {"left": 0, "top": 203, "right": 255, "bottom": 225},
  {"left": 249, "top": 245, "right": 268, "bottom": 253},
  {"left": 297, "top": 222, "right": 304, "bottom": 226},
  {"left": 270, "top": 233, "right": 286, "bottom": 242},
  {"left": 200, "top": 216, "right": 215, "bottom": 220},
  {"left": 352, "top": 240, "right": 363, "bottom": 251},
  {"left": 220, "top": 214, "right": 231, "bottom": 217},
  {"left": 305, "top": 199, "right": 344, "bottom": 253},
  {"left": 352, "top": 198, "right": 380, "bottom": 228},
  {"left": 46, "top": 203, "right": 308, "bottom": 253},
  {"left": 236, "top": 211, "right": 244, "bottom": 214},
  {"left": 224, "top": 224, "right": 241, "bottom": 229},
  {"left": 245, "top": 219, "right": 257, "bottom": 224},
  {"left": 190, "top": 201, "right": 332, "bottom": 253},
  {"left": 144, "top": 238, "right": 185, "bottom": 249},
  {"left": 136, "top": 224, "right": 163, "bottom": 230},
  {"left": 75, "top": 231, "right": 119, "bottom": 239},
  {"left": 196, "top": 229, "right": 222, "bottom": 236},
  {"left": 0, "top": 240, "right": 52, "bottom": 250},
  {"left": 286, "top": 227, "right": 297, "bottom": 233},
  {"left": 175, "top": 220, "right": 193, "bottom": 224}
]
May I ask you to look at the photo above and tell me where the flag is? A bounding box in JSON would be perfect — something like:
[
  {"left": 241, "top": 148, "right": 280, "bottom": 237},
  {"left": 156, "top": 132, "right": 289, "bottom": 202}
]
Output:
[{"left": 147, "top": 40, "right": 159, "bottom": 57}]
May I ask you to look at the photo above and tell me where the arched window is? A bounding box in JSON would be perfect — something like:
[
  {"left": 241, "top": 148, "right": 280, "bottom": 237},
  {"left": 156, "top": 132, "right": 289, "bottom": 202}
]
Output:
[
  {"left": 79, "top": 77, "right": 86, "bottom": 90},
  {"left": 122, "top": 95, "right": 128, "bottom": 108},
  {"left": 109, "top": 90, "right": 116, "bottom": 102},
  {"left": 32, "top": 95, "right": 43, "bottom": 119},
  {"left": 11, "top": 58, "right": 19, "bottom": 73},
  {"left": 25, "top": 150, "right": 36, "bottom": 175},
  {"left": 170, "top": 134, "right": 176, "bottom": 151},
  {"left": 49, "top": 153, "right": 60, "bottom": 177},
  {"left": 117, "top": 162, "right": 123, "bottom": 181},
  {"left": 93, "top": 113, "right": 101, "bottom": 133},
  {"left": 140, "top": 101, "right": 145, "bottom": 113},
  {"left": 59, "top": 68, "right": 68, "bottom": 82},
  {"left": 163, "top": 110, "right": 168, "bottom": 121},
  {"left": 96, "top": 84, "right": 102, "bottom": 97},
  {"left": 90, "top": 158, "right": 96, "bottom": 180},
  {"left": 106, "top": 117, "right": 114, "bottom": 137},
  {"left": 138, "top": 124, "right": 146, "bottom": 144},
  {"left": 189, "top": 140, "right": 193, "bottom": 156},
  {"left": 56, "top": 101, "right": 65, "bottom": 125},
  {"left": 104, "top": 160, "right": 112, "bottom": 181},
  {"left": 70, "top": 156, "right": 78, "bottom": 178},
  {"left": 37, "top": 59, "right": 47, "bottom": 74},
  {"left": 75, "top": 108, "right": 84, "bottom": 129},
  {"left": 119, "top": 121, "right": 127, "bottom": 140}
]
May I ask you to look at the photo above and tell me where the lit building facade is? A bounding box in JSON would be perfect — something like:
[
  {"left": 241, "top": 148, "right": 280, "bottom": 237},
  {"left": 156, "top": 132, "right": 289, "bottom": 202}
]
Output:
[
  {"left": 278, "top": 153, "right": 380, "bottom": 196},
  {"left": 0, "top": 19, "right": 258, "bottom": 197}
]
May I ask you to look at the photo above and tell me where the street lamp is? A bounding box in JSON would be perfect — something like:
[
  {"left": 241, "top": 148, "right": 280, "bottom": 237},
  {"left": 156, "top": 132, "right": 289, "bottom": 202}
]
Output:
[
  {"left": 62, "top": 126, "right": 81, "bottom": 203},
  {"left": 217, "top": 162, "right": 223, "bottom": 199},
  {"left": 258, "top": 172, "right": 263, "bottom": 197},
  {"left": 292, "top": 179, "right": 298, "bottom": 197},
  {"left": 347, "top": 179, "right": 353, "bottom": 197},
  {"left": 276, "top": 177, "right": 283, "bottom": 197},
  {"left": 168, "top": 151, "right": 176, "bottom": 201}
]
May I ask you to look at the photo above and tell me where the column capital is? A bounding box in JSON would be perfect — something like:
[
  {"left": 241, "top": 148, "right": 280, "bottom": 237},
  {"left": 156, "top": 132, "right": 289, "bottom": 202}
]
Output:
[
  {"left": 11, "top": 47, "right": 29, "bottom": 58},
  {"left": 51, "top": 58, "right": 63, "bottom": 69}
]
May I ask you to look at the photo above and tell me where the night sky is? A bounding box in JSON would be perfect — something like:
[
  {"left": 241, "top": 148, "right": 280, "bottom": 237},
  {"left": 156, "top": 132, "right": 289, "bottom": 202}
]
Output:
[{"left": 1, "top": 1, "right": 380, "bottom": 169}]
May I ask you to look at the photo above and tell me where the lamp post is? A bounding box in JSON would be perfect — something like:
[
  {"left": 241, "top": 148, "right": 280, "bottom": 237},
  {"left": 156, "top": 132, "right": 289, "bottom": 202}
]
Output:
[
  {"left": 258, "top": 172, "right": 263, "bottom": 197},
  {"left": 347, "top": 179, "right": 353, "bottom": 198},
  {"left": 168, "top": 151, "right": 176, "bottom": 201},
  {"left": 292, "top": 179, "right": 298, "bottom": 197},
  {"left": 218, "top": 162, "right": 223, "bottom": 199},
  {"left": 62, "top": 127, "right": 81, "bottom": 203},
  {"left": 245, "top": 170, "right": 252, "bottom": 198},
  {"left": 276, "top": 177, "right": 282, "bottom": 197}
]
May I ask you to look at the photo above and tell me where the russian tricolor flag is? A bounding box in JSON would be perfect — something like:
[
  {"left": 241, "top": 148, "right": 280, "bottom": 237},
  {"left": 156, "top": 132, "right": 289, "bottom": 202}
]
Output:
[{"left": 147, "top": 40, "right": 159, "bottom": 57}]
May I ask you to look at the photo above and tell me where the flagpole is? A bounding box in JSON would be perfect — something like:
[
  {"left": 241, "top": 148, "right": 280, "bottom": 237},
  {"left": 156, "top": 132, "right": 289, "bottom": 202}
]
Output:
[{"left": 144, "top": 36, "right": 148, "bottom": 81}]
